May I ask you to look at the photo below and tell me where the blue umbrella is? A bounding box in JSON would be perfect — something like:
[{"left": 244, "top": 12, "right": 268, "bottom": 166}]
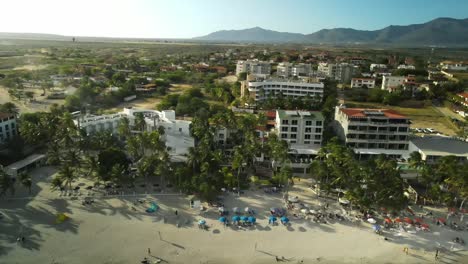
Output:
[
  {"left": 269, "top": 216, "right": 277, "bottom": 222},
  {"left": 219, "top": 217, "right": 227, "bottom": 223},
  {"left": 232, "top": 215, "right": 241, "bottom": 222},
  {"left": 248, "top": 216, "right": 256, "bottom": 223},
  {"left": 240, "top": 216, "right": 249, "bottom": 222},
  {"left": 281, "top": 216, "right": 289, "bottom": 223},
  {"left": 198, "top": 219, "right": 206, "bottom": 225},
  {"left": 372, "top": 224, "right": 381, "bottom": 231}
]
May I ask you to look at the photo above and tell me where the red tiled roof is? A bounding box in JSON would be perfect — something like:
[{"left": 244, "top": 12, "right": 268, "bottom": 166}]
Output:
[
  {"left": 0, "top": 112, "right": 14, "bottom": 120},
  {"left": 458, "top": 92, "right": 468, "bottom": 99},
  {"left": 265, "top": 111, "right": 276, "bottom": 118},
  {"left": 340, "top": 108, "right": 407, "bottom": 119}
]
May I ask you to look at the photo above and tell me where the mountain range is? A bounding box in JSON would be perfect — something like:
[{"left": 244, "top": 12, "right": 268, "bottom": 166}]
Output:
[{"left": 194, "top": 17, "right": 468, "bottom": 46}]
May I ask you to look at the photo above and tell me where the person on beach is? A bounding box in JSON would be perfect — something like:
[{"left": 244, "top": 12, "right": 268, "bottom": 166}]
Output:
[
  {"left": 175, "top": 210, "right": 178, "bottom": 216},
  {"left": 148, "top": 248, "right": 151, "bottom": 255},
  {"left": 403, "top": 247, "right": 409, "bottom": 255},
  {"left": 435, "top": 249, "right": 439, "bottom": 260}
]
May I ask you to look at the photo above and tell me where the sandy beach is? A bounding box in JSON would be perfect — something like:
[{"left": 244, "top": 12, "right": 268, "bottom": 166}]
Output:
[{"left": 0, "top": 167, "right": 467, "bottom": 264}]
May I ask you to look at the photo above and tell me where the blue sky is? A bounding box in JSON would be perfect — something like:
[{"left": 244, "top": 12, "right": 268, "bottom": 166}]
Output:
[{"left": 0, "top": 0, "right": 467, "bottom": 38}]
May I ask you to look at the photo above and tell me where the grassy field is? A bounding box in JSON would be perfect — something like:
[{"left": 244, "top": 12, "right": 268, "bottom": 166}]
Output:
[{"left": 346, "top": 101, "right": 459, "bottom": 135}]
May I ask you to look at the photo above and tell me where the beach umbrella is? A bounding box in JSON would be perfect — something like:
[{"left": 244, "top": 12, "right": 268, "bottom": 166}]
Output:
[
  {"left": 421, "top": 223, "right": 429, "bottom": 229},
  {"left": 269, "top": 216, "right": 277, "bottom": 222},
  {"left": 240, "top": 216, "right": 249, "bottom": 222},
  {"left": 233, "top": 207, "right": 239, "bottom": 213},
  {"left": 372, "top": 224, "right": 381, "bottom": 231},
  {"left": 403, "top": 217, "right": 413, "bottom": 224},
  {"left": 367, "top": 218, "right": 377, "bottom": 224},
  {"left": 248, "top": 216, "right": 256, "bottom": 223},
  {"left": 232, "top": 215, "right": 241, "bottom": 222},
  {"left": 198, "top": 219, "right": 206, "bottom": 225},
  {"left": 394, "top": 217, "right": 402, "bottom": 223},
  {"left": 280, "top": 216, "right": 289, "bottom": 223},
  {"left": 414, "top": 218, "right": 423, "bottom": 223},
  {"left": 384, "top": 218, "right": 392, "bottom": 224},
  {"left": 244, "top": 207, "right": 250, "bottom": 213},
  {"left": 219, "top": 217, "right": 227, "bottom": 223},
  {"left": 437, "top": 217, "right": 446, "bottom": 223}
]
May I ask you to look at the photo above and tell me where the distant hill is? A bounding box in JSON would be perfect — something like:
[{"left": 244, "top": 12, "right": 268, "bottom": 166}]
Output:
[
  {"left": 195, "top": 17, "right": 468, "bottom": 46},
  {"left": 0, "top": 32, "right": 70, "bottom": 41}
]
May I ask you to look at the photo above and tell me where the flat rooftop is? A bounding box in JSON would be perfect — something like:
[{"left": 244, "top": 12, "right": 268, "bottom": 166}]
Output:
[
  {"left": 410, "top": 136, "right": 468, "bottom": 157},
  {"left": 277, "top": 110, "right": 324, "bottom": 120},
  {"left": 340, "top": 108, "right": 407, "bottom": 119},
  {"left": 6, "top": 154, "right": 46, "bottom": 171}
]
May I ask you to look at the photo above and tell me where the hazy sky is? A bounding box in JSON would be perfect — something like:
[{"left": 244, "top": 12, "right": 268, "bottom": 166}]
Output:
[{"left": 1, "top": 0, "right": 467, "bottom": 38}]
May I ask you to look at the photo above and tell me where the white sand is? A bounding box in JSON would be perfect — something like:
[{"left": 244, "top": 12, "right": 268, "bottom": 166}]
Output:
[{"left": 1, "top": 167, "right": 467, "bottom": 264}]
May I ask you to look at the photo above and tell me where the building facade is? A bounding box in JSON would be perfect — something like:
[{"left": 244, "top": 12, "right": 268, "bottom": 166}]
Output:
[
  {"left": 0, "top": 113, "right": 17, "bottom": 144},
  {"left": 350, "top": 78, "right": 376, "bottom": 89},
  {"left": 74, "top": 108, "right": 194, "bottom": 159},
  {"left": 408, "top": 136, "right": 468, "bottom": 163},
  {"left": 370, "top": 64, "right": 387, "bottom": 72},
  {"left": 275, "top": 110, "right": 324, "bottom": 146},
  {"left": 276, "top": 63, "right": 312, "bottom": 78},
  {"left": 236, "top": 60, "right": 271, "bottom": 76},
  {"left": 334, "top": 107, "right": 411, "bottom": 158},
  {"left": 241, "top": 76, "right": 324, "bottom": 102},
  {"left": 318, "top": 62, "right": 359, "bottom": 83}
]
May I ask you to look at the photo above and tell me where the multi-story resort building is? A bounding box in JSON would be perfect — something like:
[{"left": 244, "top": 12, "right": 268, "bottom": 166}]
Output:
[
  {"left": 0, "top": 112, "right": 17, "bottom": 144},
  {"left": 74, "top": 108, "right": 194, "bottom": 160},
  {"left": 276, "top": 62, "right": 312, "bottom": 78},
  {"left": 241, "top": 75, "right": 324, "bottom": 102},
  {"left": 350, "top": 78, "right": 376, "bottom": 89},
  {"left": 381, "top": 76, "right": 406, "bottom": 91},
  {"left": 275, "top": 110, "right": 324, "bottom": 175},
  {"left": 236, "top": 60, "right": 271, "bottom": 76},
  {"left": 318, "top": 62, "right": 359, "bottom": 83},
  {"left": 334, "top": 107, "right": 411, "bottom": 159}
]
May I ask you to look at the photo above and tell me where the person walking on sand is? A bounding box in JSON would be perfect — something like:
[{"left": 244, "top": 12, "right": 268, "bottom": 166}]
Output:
[
  {"left": 435, "top": 249, "right": 439, "bottom": 260},
  {"left": 148, "top": 248, "right": 151, "bottom": 255},
  {"left": 403, "top": 247, "right": 409, "bottom": 255}
]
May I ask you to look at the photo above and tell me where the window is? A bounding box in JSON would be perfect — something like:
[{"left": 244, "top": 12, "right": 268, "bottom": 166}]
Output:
[
  {"left": 314, "top": 141, "right": 321, "bottom": 145},
  {"left": 398, "top": 127, "right": 407, "bottom": 132},
  {"left": 291, "top": 127, "right": 297, "bottom": 132},
  {"left": 218, "top": 133, "right": 224, "bottom": 138},
  {"left": 282, "top": 120, "right": 289, "bottom": 125},
  {"left": 305, "top": 127, "right": 311, "bottom": 133},
  {"left": 305, "top": 135, "right": 311, "bottom": 139},
  {"left": 290, "top": 141, "right": 296, "bottom": 144},
  {"left": 5, "top": 124, "right": 9, "bottom": 131},
  {"left": 281, "top": 127, "right": 288, "bottom": 132},
  {"left": 315, "top": 135, "right": 321, "bottom": 140},
  {"left": 292, "top": 120, "right": 298, "bottom": 125},
  {"left": 305, "top": 121, "right": 312, "bottom": 126},
  {"left": 281, "top": 134, "right": 287, "bottom": 139},
  {"left": 290, "top": 134, "right": 297, "bottom": 139},
  {"left": 11, "top": 123, "right": 15, "bottom": 128},
  {"left": 0, "top": 127, "right": 2, "bottom": 133},
  {"left": 315, "top": 128, "right": 322, "bottom": 133},
  {"left": 179, "top": 128, "right": 182, "bottom": 132},
  {"left": 304, "top": 141, "right": 310, "bottom": 144},
  {"left": 316, "top": 121, "right": 322, "bottom": 126}
]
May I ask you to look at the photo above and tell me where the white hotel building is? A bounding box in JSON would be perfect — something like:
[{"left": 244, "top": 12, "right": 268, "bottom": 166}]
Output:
[
  {"left": 74, "top": 108, "right": 194, "bottom": 160},
  {"left": 334, "top": 107, "right": 411, "bottom": 159},
  {"left": 241, "top": 76, "right": 324, "bottom": 102},
  {"left": 236, "top": 60, "right": 271, "bottom": 76},
  {"left": 350, "top": 78, "right": 376, "bottom": 89},
  {"left": 275, "top": 110, "right": 324, "bottom": 175},
  {"left": 276, "top": 62, "right": 312, "bottom": 78},
  {"left": 0, "top": 113, "right": 17, "bottom": 144}
]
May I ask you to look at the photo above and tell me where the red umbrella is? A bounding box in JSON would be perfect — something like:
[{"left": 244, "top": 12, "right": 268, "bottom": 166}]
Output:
[
  {"left": 421, "top": 223, "right": 429, "bottom": 229},
  {"left": 384, "top": 218, "right": 392, "bottom": 224},
  {"left": 437, "top": 217, "right": 446, "bottom": 223},
  {"left": 414, "top": 217, "right": 423, "bottom": 223},
  {"left": 394, "top": 217, "right": 402, "bottom": 223},
  {"left": 404, "top": 217, "right": 413, "bottom": 224}
]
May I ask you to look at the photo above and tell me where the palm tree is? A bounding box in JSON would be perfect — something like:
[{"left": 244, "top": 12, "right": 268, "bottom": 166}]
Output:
[
  {"left": 117, "top": 117, "right": 131, "bottom": 140},
  {"left": 56, "top": 162, "right": 76, "bottom": 193},
  {"left": 18, "top": 172, "right": 32, "bottom": 195},
  {"left": 408, "top": 151, "right": 424, "bottom": 179},
  {"left": 134, "top": 113, "right": 146, "bottom": 132},
  {"left": 0, "top": 169, "right": 15, "bottom": 197}
]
